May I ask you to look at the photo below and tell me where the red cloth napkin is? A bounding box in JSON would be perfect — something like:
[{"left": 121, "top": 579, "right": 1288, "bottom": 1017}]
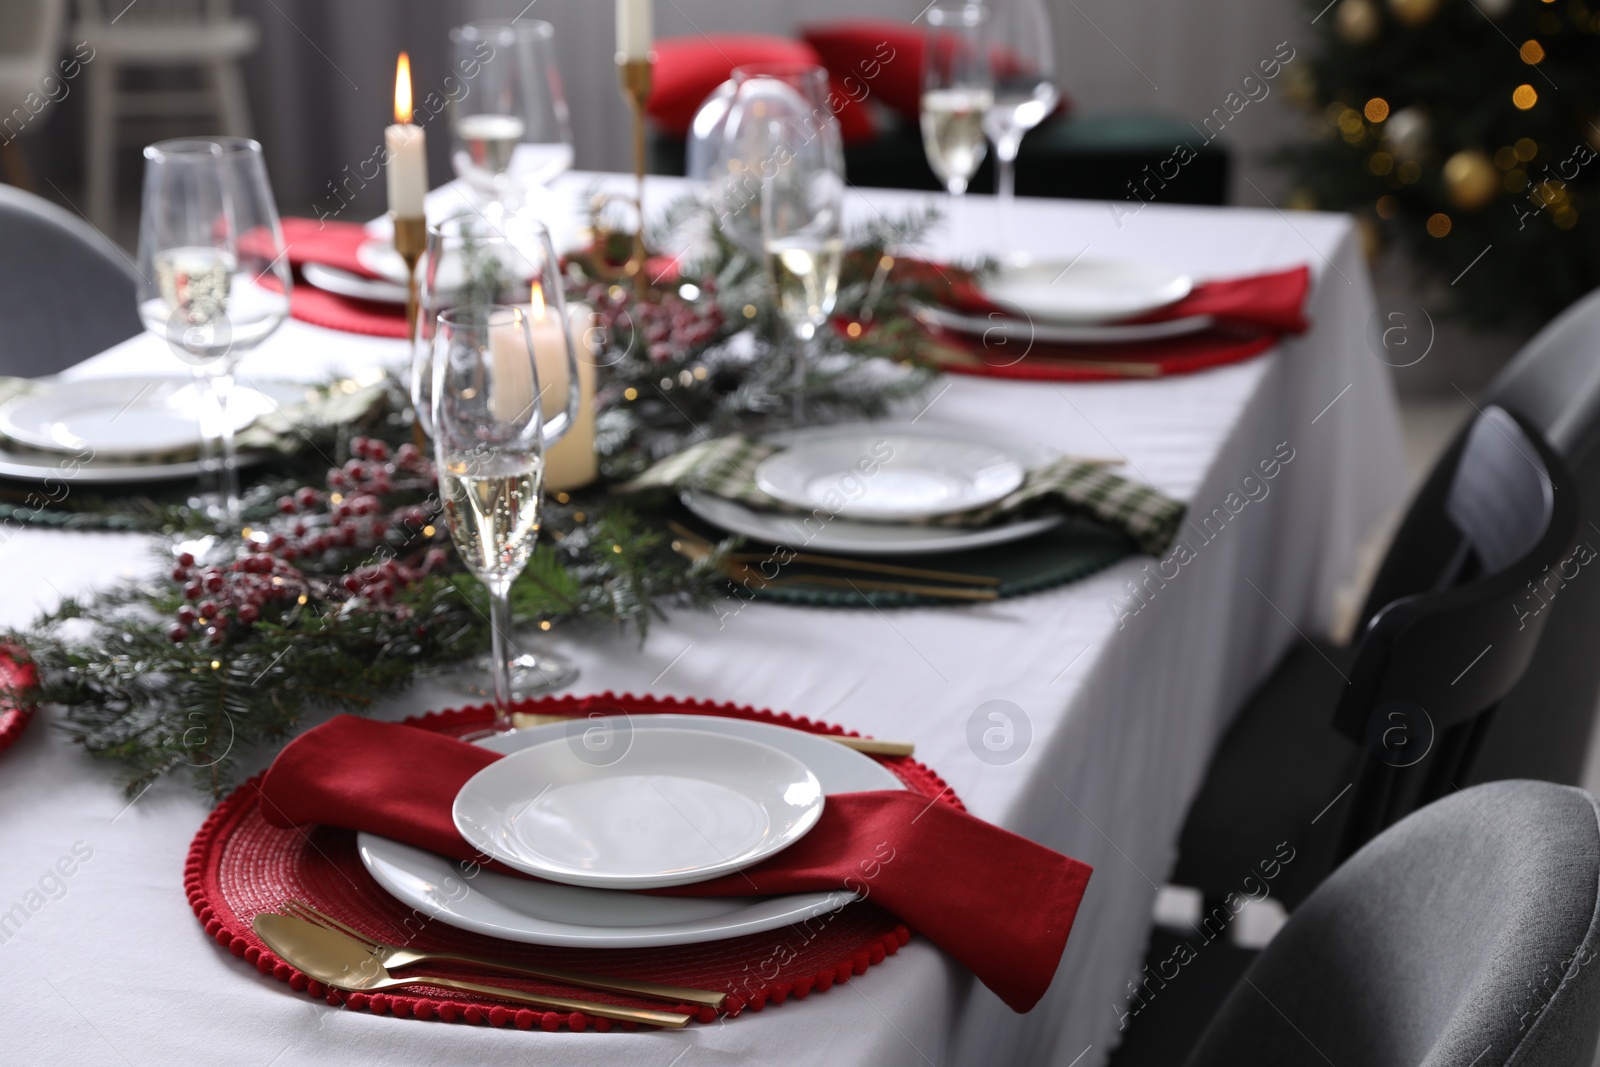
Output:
[
  {"left": 259, "top": 714, "right": 1092, "bottom": 1013},
  {"left": 281, "top": 217, "right": 383, "bottom": 278},
  {"left": 277, "top": 218, "right": 408, "bottom": 338}
]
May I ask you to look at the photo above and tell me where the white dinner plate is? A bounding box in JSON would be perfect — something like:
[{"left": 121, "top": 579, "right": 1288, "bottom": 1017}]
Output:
[
  {"left": 916, "top": 304, "right": 1213, "bottom": 344},
  {"left": 0, "top": 377, "right": 309, "bottom": 459},
  {"left": 755, "top": 431, "right": 1024, "bottom": 521},
  {"left": 685, "top": 423, "right": 1064, "bottom": 556},
  {"left": 453, "top": 727, "right": 825, "bottom": 889},
  {"left": 979, "top": 259, "right": 1193, "bottom": 325},
  {"left": 301, "top": 262, "right": 412, "bottom": 305},
  {"left": 358, "top": 714, "right": 904, "bottom": 948}
]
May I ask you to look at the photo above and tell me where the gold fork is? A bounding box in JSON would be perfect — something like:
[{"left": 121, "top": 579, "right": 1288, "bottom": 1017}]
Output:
[{"left": 279, "top": 899, "right": 727, "bottom": 1010}]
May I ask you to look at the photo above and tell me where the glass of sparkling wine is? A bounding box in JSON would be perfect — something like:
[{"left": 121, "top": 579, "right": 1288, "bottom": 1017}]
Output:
[
  {"left": 981, "top": 0, "right": 1058, "bottom": 261},
  {"left": 921, "top": 3, "right": 994, "bottom": 261},
  {"left": 730, "top": 64, "right": 845, "bottom": 426},
  {"left": 449, "top": 20, "right": 574, "bottom": 217},
  {"left": 433, "top": 305, "right": 553, "bottom": 736},
  {"left": 418, "top": 213, "right": 582, "bottom": 700},
  {"left": 136, "top": 137, "right": 291, "bottom": 528}
]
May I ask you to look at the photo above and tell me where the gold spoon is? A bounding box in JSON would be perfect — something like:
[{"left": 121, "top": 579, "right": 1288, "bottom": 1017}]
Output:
[{"left": 252, "top": 913, "right": 693, "bottom": 1028}]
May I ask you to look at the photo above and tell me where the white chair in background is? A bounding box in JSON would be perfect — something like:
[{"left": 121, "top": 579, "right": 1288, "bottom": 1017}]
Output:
[
  {"left": 74, "top": 0, "right": 258, "bottom": 230},
  {"left": 0, "top": 0, "right": 67, "bottom": 190}
]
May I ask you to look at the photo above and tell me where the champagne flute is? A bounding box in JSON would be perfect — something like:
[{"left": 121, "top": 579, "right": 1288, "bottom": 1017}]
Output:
[
  {"left": 715, "top": 64, "right": 844, "bottom": 424},
  {"left": 433, "top": 305, "right": 550, "bottom": 736},
  {"left": 136, "top": 137, "right": 291, "bottom": 528},
  {"left": 417, "top": 211, "right": 581, "bottom": 698},
  {"left": 448, "top": 20, "right": 574, "bottom": 219},
  {"left": 980, "top": 0, "right": 1058, "bottom": 260},
  {"left": 920, "top": 3, "right": 993, "bottom": 261}
]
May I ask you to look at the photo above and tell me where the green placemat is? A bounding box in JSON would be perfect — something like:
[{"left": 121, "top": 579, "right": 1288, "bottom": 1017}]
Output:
[{"left": 689, "top": 514, "right": 1134, "bottom": 609}]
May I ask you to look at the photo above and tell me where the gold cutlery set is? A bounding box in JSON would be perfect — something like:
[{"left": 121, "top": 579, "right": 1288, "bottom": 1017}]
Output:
[
  {"left": 254, "top": 899, "right": 726, "bottom": 1029},
  {"left": 667, "top": 521, "right": 1003, "bottom": 603}
]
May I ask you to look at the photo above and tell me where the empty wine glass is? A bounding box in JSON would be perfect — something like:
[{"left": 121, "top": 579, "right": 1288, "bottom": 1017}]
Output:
[
  {"left": 711, "top": 64, "right": 844, "bottom": 424},
  {"left": 449, "top": 20, "right": 574, "bottom": 218},
  {"left": 433, "top": 305, "right": 551, "bottom": 736},
  {"left": 136, "top": 137, "right": 291, "bottom": 528},
  {"left": 414, "top": 211, "right": 579, "bottom": 442},
  {"left": 981, "top": 0, "right": 1058, "bottom": 259},
  {"left": 920, "top": 3, "right": 993, "bottom": 259},
  {"left": 416, "top": 211, "right": 581, "bottom": 698}
]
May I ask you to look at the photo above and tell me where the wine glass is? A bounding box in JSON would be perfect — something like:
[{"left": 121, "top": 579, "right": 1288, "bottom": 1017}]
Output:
[
  {"left": 920, "top": 3, "right": 993, "bottom": 259},
  {"left": 981, "top": 0, "right": 1058, "bottom": 260},
  {"left": 136, "top": 137, "right": 291, "bottom": 528},
  {"left": 433, "top": 305, "right": 551, "bottom": 736},
  {"left": 414, "top": 211, "right": 579, "bottom": 441},
  {"left": 416, "top": 211, "right": 581, "bottom": 698},
  {"left": 713, "top": 64, "right": 844, "bottom": 424},
  {"left": 448, "top": 20, "right": 574, "bottom": 219}
]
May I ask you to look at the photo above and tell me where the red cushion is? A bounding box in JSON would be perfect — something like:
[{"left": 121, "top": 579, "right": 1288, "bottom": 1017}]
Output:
[
  {"left": 802, "top": 20, "right": 928, "bottom": 121},
  {"left": 648, "top": 35, "right": 876, "bottom": 145},
  {"left": 803, "top": 20, "right": 1071, "bottom": 122}
]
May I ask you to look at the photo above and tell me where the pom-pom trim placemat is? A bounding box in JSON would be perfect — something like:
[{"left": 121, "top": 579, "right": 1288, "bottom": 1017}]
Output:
[{"left": 187, "top": 692, "right": 961, "bottom": 1031}]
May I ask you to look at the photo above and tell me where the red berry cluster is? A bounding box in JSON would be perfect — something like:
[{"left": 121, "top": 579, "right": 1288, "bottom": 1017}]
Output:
[
  {"left": 271, "top": 438, "right": 435, "bottom": 562},
  {"left": 587, "top": 280, "right": 723, "bottom": 364},
  {"left": 170, "top": 549, "right": 306, "bottom": 646},
  {"left": 169, "top": 436, "right": 450, "bottom": 645}
]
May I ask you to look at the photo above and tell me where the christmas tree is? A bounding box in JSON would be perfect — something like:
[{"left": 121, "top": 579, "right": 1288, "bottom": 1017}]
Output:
[{"left": 1281, "top": 0, "right": 1600, "bottom": 327}]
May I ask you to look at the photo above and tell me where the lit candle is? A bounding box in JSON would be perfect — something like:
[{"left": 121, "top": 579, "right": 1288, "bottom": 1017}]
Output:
[
  {"left": 385, "top": 52, "right": 427, "bottom": 218},
  {"left": 615, "top": 0, "right": 652, "bottom": 61},
  {"left": 544, "top": 301, "right": 598, "bottom": 492}
]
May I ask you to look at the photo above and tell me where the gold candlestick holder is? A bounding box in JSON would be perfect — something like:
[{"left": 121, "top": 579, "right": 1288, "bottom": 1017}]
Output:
[
  {"left": 616, "top": 53, "right": 654, "bottom": 296},
  {"left": 391, "top": 212, "right": 427, "bottom": 450},
  {"left": 391, "top": 213, "right": 428, "bottom": 341}
]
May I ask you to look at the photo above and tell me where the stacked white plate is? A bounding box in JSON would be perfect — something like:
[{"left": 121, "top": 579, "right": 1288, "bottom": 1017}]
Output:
[
  {"left": 922, "top": 257, "right": 1206, "bottom": 345},
  {"left": 0, "top": 376, "right": 311, "bottom": 484},
  {"left": 680, "top": 424, "right": 1070, "bottom": 556},
  {"left": 359, "top": 715, "right": 902, "bottom": 947}
]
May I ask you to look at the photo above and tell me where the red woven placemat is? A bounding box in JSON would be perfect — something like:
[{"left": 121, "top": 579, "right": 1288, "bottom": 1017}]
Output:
[
  {"left": 187, "top": 692, "right": 961, "bottom": 1031},
  {"left": 0, "top": 645, "right": 37, "bottom": 758}
]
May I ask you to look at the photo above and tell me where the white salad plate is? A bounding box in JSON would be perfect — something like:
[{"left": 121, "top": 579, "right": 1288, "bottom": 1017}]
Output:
[
  {"left": 301, "top": 262, "right": 412, "bottom": 305},
  {"left": 978, "top": 258, "right": 1193, "bottom": 325},
  {"left": 0, "top": 376, "right": 308, "bottom": 459},
  {"left": 755, "top": 431, "right": 1025, "bottom": 521},
  {"left": 358, "top": 715, "right": 904, "bottom": 947},
  {"left": 453, "top": 726, "right": 826, "bottom": 890},
  {"left": 916, "top": 304, "right": 1213, "bottom": 344},
  {"left": 684, "top": 423, "right": 1064, "bottom": 555}
]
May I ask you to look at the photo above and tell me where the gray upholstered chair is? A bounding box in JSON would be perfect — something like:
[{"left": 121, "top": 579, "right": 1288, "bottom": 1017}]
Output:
[
  {"left": 1185, "top": 780, "right": 1600, "bottom": 1067},
  {"left": 0, "top": 183, "right": 141, "bottom": 377}
]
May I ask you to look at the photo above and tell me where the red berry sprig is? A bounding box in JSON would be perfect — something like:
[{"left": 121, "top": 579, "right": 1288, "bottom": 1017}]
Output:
[
  {"left": 588, "top": 280, "right": 723, "bottom": 365},
  {"left": 169, "top": 436, "right": 449, "bottom": 644}
]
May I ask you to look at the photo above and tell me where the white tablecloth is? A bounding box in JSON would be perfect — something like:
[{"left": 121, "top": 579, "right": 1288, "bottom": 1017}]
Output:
[{"left": 0, "top": 175, "right": 1406, "bottom": 1066}]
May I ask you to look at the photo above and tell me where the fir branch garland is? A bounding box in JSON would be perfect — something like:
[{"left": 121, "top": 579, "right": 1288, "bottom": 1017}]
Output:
[{"left": 9, "top": 196, "right": 942, "bottom": 799}]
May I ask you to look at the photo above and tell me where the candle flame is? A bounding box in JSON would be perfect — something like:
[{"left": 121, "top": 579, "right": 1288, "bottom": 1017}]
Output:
[
  {"left": 394, "top": 52, "right": 414, "bottom": 125},
  {"left": 529, "top": 281, "right": 547, "bottom": 320}
]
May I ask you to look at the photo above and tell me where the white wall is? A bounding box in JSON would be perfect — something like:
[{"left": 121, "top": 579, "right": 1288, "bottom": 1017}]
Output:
[{"left": 468, "top": 0, "right": 1310, "bottom": 202}]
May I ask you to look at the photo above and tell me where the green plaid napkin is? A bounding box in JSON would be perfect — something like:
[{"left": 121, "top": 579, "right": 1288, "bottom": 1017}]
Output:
[{"left": 624, "top": 434, "right": 1186, "bottom": 555}]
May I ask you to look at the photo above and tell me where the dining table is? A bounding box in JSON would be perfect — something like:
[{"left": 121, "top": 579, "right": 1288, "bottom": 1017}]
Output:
[{"left": 0, "top": 172, "right": 1407, "bottom": 1066}]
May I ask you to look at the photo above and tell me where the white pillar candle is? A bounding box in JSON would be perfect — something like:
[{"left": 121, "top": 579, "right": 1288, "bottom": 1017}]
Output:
[
  {"left": 615, "top": 0, "right": 652, "bottom": 61},
  {"left": 386, "top": 53, "right": 427, "bottom": 217},
  {"left": 544, "top": 302, "right": 599, "bottom": 492}
]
